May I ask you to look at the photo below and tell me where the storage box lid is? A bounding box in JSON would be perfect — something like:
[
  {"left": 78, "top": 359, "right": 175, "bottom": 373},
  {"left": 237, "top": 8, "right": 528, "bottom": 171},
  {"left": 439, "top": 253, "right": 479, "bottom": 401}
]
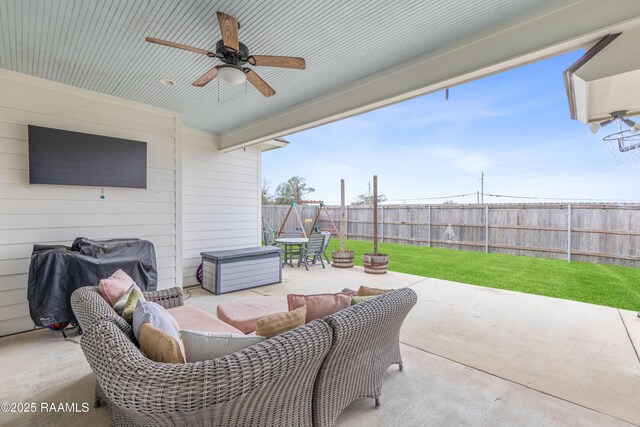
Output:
[{"left": 201, "top": 246, "right": 282, "bottom": 261}]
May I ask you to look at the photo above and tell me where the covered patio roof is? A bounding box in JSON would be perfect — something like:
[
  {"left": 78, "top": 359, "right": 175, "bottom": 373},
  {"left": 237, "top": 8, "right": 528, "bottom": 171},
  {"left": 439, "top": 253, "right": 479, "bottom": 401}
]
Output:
[{"left": 1, "top": 0, "right": 640, "bottom": 151}]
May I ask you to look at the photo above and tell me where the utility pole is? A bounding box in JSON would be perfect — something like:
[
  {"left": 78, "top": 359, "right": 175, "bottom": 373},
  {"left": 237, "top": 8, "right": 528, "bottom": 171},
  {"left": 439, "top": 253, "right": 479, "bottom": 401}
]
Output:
[{"left": 480, "top": 171, "right": 485, "bottom": 204}]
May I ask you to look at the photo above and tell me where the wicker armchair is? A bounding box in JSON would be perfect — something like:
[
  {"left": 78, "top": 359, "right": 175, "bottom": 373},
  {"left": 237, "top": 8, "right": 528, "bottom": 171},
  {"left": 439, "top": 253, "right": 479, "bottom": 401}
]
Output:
[
  {"left": 312, "top": 287, "right": 418, "bottom": 427},
  {"left": 71, "top": 286, "right": 333, "bottom": 427}
]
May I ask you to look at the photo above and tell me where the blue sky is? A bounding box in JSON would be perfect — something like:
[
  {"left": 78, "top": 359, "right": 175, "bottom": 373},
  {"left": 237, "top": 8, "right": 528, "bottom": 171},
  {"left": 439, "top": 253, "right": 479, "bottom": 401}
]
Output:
[{"left": 262, "top": 50, "right": 639, "bottom": 205}]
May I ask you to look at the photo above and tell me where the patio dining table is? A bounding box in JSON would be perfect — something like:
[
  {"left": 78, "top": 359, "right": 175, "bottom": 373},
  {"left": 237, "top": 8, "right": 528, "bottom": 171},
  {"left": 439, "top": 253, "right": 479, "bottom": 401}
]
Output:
[{"left": 275, "top": 237, "right": 309, "bottom": 267}]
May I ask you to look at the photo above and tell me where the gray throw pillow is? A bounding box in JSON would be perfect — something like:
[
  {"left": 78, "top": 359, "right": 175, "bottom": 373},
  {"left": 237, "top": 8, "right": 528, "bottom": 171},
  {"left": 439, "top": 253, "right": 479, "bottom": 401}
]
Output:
[
  {"left": 132, "top": 300, "right": 181, "bottom": 344},
  {"left": 180, "top": 330, "right": 264, "bottom": 362}
]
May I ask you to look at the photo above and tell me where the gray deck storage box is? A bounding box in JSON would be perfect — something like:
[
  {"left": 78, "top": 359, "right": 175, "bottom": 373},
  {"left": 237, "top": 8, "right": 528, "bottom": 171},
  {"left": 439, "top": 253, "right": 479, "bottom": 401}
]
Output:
[{"left": 200, "top": 246, "right": 282, "bottom": 294}]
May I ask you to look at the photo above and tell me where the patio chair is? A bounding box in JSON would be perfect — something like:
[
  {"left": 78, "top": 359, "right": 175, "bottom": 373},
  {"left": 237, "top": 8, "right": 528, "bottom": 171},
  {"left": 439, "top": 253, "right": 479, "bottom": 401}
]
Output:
[
  {"left": 279, "top": 231, "right": 305, "bottom": 266},
  {"left": 263, "top": 230, "right": 276, "bottom": 246},
  {"left": 319, "top": 232, "right": 331, "bottom": 264},
  {"left": 300, "top": 233, "right": 325, "bottom": 271}
]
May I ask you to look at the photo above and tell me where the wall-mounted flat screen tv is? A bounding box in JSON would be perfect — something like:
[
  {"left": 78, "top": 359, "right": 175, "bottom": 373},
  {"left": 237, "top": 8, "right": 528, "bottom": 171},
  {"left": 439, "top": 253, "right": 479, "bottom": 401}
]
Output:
[{"left": 28, "top": 125, "right": 147, "bottom": 189}]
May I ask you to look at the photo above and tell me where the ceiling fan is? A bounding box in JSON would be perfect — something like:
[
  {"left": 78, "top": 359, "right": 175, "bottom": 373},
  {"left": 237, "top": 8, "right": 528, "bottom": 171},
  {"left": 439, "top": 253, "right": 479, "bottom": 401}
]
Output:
[{"left": 145, "top": 11, "right": 306, "bottom": 97}]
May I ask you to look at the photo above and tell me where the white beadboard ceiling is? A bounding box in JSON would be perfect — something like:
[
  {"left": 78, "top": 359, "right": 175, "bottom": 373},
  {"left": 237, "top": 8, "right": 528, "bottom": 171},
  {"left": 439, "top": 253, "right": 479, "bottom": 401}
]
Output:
[{"left": 0, "top": 0, "right": 553, "bottom": 134}]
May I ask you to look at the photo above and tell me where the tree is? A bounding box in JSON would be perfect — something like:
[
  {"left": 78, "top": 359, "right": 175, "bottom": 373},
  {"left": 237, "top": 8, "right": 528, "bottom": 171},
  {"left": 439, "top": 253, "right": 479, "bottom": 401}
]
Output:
[
  {"left": 274, "top": 176, "right": 315, "bottom": 205},
  {"left": 352, "top": 193, "right": 387, "bottom": 206},
  {"left": 261, "top": 179, "right": 273, "bottom": 205}
]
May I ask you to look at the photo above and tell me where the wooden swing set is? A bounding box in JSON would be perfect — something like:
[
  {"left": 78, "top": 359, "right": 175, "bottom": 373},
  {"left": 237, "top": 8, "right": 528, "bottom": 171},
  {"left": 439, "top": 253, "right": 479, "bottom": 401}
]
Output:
[{"left": 277, "top": 200, "right": 342, "bottom": 238}]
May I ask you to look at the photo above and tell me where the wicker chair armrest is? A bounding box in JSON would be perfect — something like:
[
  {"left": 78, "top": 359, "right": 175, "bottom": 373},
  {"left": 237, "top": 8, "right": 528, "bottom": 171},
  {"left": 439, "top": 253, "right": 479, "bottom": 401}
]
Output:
[
  {"left": 142, "top": 287, "right": 183, "bottom": 308},
  {"left": 81, "top": 318, "right": 332, "bottom": 419}
]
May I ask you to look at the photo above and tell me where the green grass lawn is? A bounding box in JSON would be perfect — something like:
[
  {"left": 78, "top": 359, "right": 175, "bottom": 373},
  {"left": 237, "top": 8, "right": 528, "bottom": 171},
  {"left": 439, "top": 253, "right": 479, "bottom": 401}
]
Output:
[{"left": 327, "top": 239, "right": 640, "bottom": 311}]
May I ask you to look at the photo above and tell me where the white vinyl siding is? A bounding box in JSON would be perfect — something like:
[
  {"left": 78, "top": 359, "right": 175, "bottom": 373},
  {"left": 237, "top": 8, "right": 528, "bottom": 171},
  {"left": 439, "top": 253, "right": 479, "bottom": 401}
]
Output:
[
  {"left": 182, "top": 128, "right": 261, "bottom": 286},
  {"left": 0, "top": 70, "right": 180, "bottom": 336}
]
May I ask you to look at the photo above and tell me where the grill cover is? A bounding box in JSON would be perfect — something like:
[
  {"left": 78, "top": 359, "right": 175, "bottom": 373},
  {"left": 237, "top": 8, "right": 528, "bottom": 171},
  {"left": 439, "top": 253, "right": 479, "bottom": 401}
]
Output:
[{"left": 27, "top": 237, "right": 157, "bottom": 327}]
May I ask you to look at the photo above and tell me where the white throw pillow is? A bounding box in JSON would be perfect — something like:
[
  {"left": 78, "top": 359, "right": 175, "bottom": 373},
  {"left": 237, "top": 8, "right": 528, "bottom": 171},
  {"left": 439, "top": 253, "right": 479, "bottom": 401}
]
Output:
[{"left": 180, "top": 330, "right": 265, "bottom": 362}]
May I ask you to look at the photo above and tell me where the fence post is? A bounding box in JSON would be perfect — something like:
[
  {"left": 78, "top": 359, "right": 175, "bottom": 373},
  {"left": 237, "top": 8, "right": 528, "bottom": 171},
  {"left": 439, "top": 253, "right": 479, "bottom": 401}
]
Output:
[
  {"left": 567, "top": 203, "right": 572, "bottom": 262},
  {"left": 381, "top": 206, "right": 384, "bottom": 243},
  {"left": 428, "top": 205, "right": 431, "bottom": 247},
  {"left": 485, "top": 205, "right": 489, "bottom": 253}
]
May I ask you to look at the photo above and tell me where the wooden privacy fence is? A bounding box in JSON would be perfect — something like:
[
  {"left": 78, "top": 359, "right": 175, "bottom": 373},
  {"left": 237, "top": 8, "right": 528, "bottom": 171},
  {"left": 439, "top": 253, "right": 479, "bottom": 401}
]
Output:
[{"left": 262, "top": 203, "right": 640, "bottom": 267}]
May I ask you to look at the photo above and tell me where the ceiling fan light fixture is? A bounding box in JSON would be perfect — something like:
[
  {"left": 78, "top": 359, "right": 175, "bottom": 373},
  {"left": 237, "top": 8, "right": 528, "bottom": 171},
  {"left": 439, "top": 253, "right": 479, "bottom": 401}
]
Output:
[
  {"left": 217, "top": 65, "right": 246, "bottom": 86},
  {"left": 159, "top": 78, "right": 175, "bottom": 86}
]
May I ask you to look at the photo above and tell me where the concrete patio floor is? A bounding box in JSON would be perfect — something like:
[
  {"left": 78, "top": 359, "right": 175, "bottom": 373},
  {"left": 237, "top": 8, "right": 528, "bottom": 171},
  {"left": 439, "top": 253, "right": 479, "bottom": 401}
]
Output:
[{"left": 1, "top": 265, "right": 638, "bottom": 426}]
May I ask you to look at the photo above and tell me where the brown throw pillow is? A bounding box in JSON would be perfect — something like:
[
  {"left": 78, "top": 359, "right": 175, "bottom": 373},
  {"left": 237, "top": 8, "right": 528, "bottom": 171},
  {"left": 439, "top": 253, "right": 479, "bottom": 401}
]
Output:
[
  {"left": 256, "top": 306, "right": 307, "bottom": 339},
  {"left": 139, "top": 323, "right": 185, "bottom": 364},
  {"left": 357, "top": 285, "right": 393, "bottom": 297},
  {"left": 287, "top": 292, "right": 352, "bottom": 322}
]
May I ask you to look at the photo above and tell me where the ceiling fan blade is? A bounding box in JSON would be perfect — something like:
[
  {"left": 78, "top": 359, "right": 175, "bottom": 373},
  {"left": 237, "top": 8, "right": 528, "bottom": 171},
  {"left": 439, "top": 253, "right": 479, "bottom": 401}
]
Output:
[
  {"left": 245, "top": 69, "right": 275, "bottom": 97},
  {"left": 247, "top": 55, "right": 306, "bottom": 70},
  {"left": 192, "top": 66, "right": 219, "bottom": 87},
  {"left": 217, "top": 11, "right": 239, "bottom": 52},
  {"left": 145, "top": 37, "right": 212, "bottom": 56}
]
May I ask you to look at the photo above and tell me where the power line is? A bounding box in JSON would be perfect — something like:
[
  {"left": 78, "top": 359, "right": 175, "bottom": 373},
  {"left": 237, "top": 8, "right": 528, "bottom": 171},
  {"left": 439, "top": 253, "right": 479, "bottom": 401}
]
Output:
[
  {"left": 323, "top": 192, "right": 639, "bottom": 204},
  {"left": 384, "top": 193, "right": 477, "bottom": 202},
  {"left": 324, "top": 193, "right": 476, "bottom": 204},
  {"left": 484, "top": 193, "right": 639, "bottom": 202}
]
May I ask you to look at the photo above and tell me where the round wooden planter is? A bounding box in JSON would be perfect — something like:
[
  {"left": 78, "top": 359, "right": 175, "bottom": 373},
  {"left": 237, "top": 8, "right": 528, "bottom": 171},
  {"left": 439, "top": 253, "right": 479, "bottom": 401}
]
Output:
[
  {"left": 362, "top": 253, "right": 389, "bottom": 274},
  {"left": 332, "top": 250, "right": 355, "bottom": 268}
]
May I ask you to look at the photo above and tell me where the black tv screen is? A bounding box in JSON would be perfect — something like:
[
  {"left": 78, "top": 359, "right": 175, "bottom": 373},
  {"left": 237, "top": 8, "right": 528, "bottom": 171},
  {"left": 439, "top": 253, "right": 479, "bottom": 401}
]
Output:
[{"left": 28, "top": 125, "right": 147, "bottom": 189}]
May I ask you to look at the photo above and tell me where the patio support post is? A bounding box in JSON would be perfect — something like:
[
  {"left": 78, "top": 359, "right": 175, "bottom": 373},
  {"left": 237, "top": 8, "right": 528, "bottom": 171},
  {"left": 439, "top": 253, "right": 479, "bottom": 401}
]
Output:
[
  {"left": 428, "top": 205, "right": 431, "bottom": 247},
  {"left": 485, "top": 205, "right": 489, "bottom": 254},
  {"left": 567, "top": 203, "right": 572, "bottom": 262}
]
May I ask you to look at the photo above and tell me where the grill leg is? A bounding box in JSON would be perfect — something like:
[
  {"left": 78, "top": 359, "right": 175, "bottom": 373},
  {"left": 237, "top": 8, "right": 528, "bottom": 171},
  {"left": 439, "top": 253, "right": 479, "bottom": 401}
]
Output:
[{"left": 375, "top": 397, "right": 380, "bottom": 407}]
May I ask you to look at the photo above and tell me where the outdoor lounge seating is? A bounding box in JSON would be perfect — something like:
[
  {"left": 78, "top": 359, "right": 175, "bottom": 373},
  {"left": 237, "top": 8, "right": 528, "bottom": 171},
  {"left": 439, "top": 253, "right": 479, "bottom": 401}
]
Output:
[
  {"left": 313, "top": 287, "right": 417, "bottom": 426},
  {"left": 70, "top": 285, "right": 417, "bottom": 426},
  {"left": 71, "top": 286, "right": 332, "bottom": 426}
]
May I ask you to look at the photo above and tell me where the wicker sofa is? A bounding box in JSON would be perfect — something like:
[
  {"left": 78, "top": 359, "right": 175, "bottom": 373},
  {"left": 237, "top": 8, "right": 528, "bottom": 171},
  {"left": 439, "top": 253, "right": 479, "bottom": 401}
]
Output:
[
  {"left": 71, "top": 286, "right": 417, "bottom": 426},
  {"left": 71, "top": 287, "right": 332, "bottom": 427}
]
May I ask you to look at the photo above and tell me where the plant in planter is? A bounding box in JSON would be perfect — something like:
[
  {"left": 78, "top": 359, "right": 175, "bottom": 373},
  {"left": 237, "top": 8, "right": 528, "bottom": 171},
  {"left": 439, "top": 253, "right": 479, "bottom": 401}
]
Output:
[
  {"left": 363, "top": 175, "right": 389, "bottom": 274},
  {"left": 332, "top": 179, "right": 355, "bottom": 268}
]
